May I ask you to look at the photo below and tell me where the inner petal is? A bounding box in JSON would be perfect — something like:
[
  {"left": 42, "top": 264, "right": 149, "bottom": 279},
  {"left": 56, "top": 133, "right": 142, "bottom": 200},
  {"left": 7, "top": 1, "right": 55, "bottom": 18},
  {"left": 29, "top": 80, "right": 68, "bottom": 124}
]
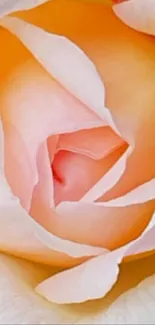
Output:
[{"left": 52, "top": 145, "right": 126, "bottom": 205}]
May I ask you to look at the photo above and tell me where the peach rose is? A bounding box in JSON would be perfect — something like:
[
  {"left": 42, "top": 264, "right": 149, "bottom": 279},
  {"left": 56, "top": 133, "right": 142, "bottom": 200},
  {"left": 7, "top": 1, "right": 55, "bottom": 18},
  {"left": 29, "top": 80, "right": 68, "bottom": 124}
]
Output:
[{"left": 0, "top": 0, "right": 155, "bottom": 304}]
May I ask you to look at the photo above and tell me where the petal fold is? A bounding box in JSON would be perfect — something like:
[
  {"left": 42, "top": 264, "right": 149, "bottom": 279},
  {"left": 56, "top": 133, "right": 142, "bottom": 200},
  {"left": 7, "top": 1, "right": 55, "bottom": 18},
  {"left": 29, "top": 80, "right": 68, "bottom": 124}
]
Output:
[{"left": 36, "top": 248, "right": 125, "bottom": 304}]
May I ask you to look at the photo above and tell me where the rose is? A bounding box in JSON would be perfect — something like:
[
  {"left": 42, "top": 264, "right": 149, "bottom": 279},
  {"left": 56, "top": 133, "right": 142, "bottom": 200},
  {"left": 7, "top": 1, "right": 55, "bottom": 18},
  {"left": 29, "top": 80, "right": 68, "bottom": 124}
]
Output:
[{"left": 0, "top": 0, "right": 155, "bottom": 305}]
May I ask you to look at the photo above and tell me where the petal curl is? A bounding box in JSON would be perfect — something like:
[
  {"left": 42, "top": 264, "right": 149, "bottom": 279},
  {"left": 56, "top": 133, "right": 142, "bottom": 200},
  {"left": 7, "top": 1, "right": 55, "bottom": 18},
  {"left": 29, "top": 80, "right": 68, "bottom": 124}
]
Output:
[
  {"left": 113, "top": 0, "right": 155, "bottom": 36},
  {"left": 36, "top": 211, "right": 155, "bottom": 304},
  {"left": 36, "top": 248, "right": 125, "bottom": 304}
]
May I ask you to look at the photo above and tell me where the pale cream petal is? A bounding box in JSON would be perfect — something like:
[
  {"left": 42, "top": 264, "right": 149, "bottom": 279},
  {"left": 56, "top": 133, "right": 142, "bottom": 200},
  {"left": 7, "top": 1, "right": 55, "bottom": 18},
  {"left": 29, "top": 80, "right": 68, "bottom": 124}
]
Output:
[
  {"left": 0, "top": 253, "right": 77, "bottom": 324},
  {"left": 90, "top": 275, "right": 155, "bottom": 324},
  {"left": 36, "top": 248, "right": 125, "bottom": 304},
  {"left": 0, "top": 0, "right": 50, "bottom": 19},
  {"left": 113, "top": 0, "right": 155, "bottom": 36},
  {"left": 1, "top": 253, "right": 155, "bottom": 323},
  {"left": 0, "top": 16, "right": 120, "bottom": 134}
]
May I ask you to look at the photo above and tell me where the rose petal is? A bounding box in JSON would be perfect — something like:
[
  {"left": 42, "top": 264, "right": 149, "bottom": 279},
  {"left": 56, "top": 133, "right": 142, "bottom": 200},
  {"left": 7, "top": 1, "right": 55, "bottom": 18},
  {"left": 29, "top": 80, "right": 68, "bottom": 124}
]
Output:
[
  {"left": 102, "top": 178, "right": 155, "bottom": 207},
  {"left": 0, "top": 120, "right": 106, "bottom": 265},
  {"left": 90, "top": 274, "right": 155, "bottom": 324},
  {"left": 55, "top": 200, "right": 154, "bottom": 249},
  {"left": 30, "top": 141, "right": 55, "bottom": 210},
  {"left": 0, "top": 58, "right": 103, "bottom": 160},
  {"left": 20, "top": 0, "right": 155, "bottom": 200},
  {"left": 113, "top": 0, "right": 155, "bottom": 36},
  {"left": 0, "top": 0, "right": 50, "bottom": 19},
  {"left": 81, "top": 146, "right": 132, "bottom": 202},
  {"left": 36, "top": 212, "right": 155, "bottom": 304},
  {"left": 0, "top": 16, "right": 120, "bottom": 134},
  {"left": 126, "top": 212, "right": 155, "bottom": 256},
  {"left": 36, "top": 248, "right": 125, "bottom": 304},
  {"left": 0, "top": 253, "right": 78, "bottom": 324},
  {"left": 52, "top": 145, "right": 126, "bottom": 205},
  {"left": 3, "top": 121, "right": 37, "bottom": 211},
  {"left": 57, "top": 126, "right": 124, "bottom": 160}
]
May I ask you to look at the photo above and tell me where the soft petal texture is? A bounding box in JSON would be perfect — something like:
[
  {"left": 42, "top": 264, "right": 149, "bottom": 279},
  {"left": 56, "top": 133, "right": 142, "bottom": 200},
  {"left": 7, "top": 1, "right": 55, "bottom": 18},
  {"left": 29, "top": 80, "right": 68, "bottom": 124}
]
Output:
[
  {"left": 0, "top": 0, "right": 50, "bottom": 19},
  {"left": 81, "top": 146, "right": 132, "bottom": 202},
  {"left": 0, "top": 253, "right": 155, "bottom": 324},
  {"left": 55, "top": 200, "right": 154, "bottom": 248},
  {"left": 0, "top": 120, "right": 106, "bottom": 266},
  {"left": 113, "top": 0, "right": 155, "bottom": 36},
  {"left": 102, "top": 178, "right": 155, "bottom": 207},
  {"left": 15, "top": 1, "right": 155, "bottom": 199},
  {"left": 35, "top": 210, "right": 155, "bottom": 304},
  {"left": 0, "top": 16, "right": 119, "bottom": 134},
  {"left": 52, "top": 145, "right": 126, "bottom": 205},
  {"left": 0, "top": 254, "right": 77, "bottom": 324},
  {"left": 126, "top": 213, "right": 155, "bottom": 257},
  {"left": 30, "top": 141, "right": 55, "bottom": 210},
  {"left": 57, "top": 126, "right": 124, "bottom": 160},
  {"left": 3, "top": 121, "right": 37, "bottom": 211},
  {"left": 92, "top": 275, "right": 155, "bottom": 324},
  {"left": 36, "top": 217, "right": 155, "bottom": 304},
  {"left": 36, "top": 248, "right": 125, "bottom": 304}
]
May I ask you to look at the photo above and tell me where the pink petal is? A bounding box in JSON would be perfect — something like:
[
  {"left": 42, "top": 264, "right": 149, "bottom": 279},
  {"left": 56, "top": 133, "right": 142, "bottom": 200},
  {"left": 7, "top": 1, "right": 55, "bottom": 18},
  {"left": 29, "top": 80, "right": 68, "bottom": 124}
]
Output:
[
  {"left": 52, "top": 145, "right": 126, "bottom": 205},
  {"left": 113, "top": 0, "right": 155, "bottom": 36},
  {"left": 36, "top": 248, "right": 125, "bottom": 304},
  {"left": 57, "top": 126, "right": 124, "bottom": 160}
]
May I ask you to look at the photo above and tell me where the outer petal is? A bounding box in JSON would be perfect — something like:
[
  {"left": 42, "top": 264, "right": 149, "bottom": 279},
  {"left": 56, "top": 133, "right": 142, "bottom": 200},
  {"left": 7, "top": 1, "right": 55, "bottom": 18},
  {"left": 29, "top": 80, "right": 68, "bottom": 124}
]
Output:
[
  {"left": 55, "top": 200, "right": 154, "bottom": 249},
  {"left": 1, "top": 253, "right": 155, "bottom": 323},
  {"left": 113, "top": 0, "right": 155, "bottom": 36},
  {"left": 0, "top": 0, "right": 50, "bottom": 19},
  {"left": 0, "top": 254, "right": 77, "bottom": 324},
  {"left": 93, "top": 275, "right": 155, "bottom": 324},
  {"left": 36, "top": 212, "right": 155, "bottom": 304},
  {"left": 36, "top": 248, "right": 125, "bottom": 304},
  {"left": 0, "top": 16, "right": 119, "bottom": 134}
]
